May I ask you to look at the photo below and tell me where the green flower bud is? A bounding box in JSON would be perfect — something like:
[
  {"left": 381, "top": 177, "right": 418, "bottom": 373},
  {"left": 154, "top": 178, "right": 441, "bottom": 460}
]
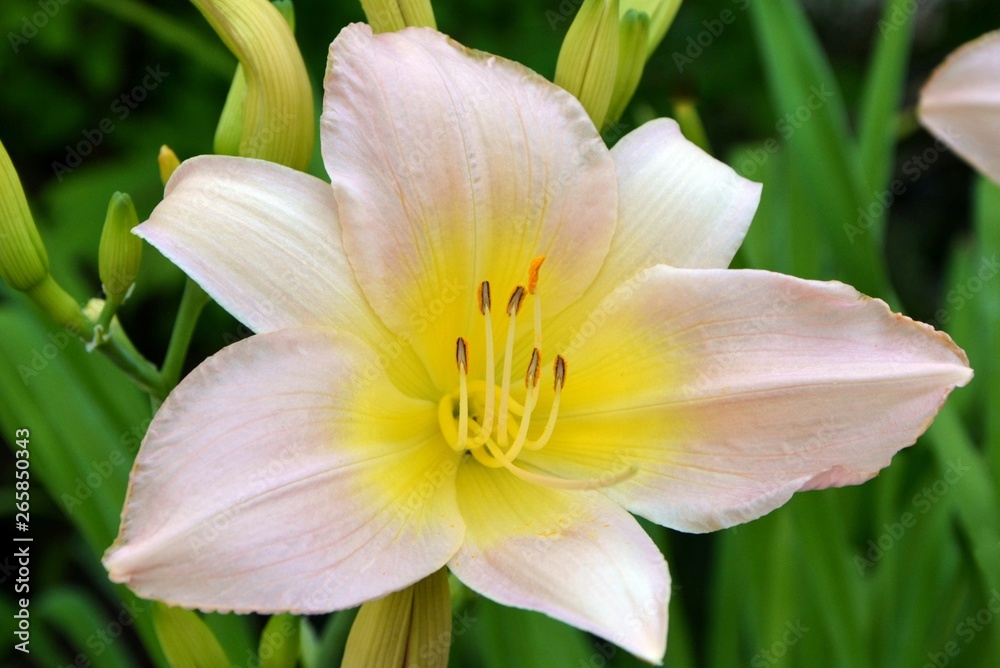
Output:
[
  {"left": 153, "top": 603, "right": 231, "bottom": 668},
  {"left": 359, "top": 0, "right": 437, "bottom": 33},
  {"left": 0, "top": 138, "right": 49, "bottom": 291},
  {"left": 555, "top": 0, "right": 621, "bottom": 129},
  {"left": 194, "top": 0, "right": 314, "bottom": 171},
  {"left": 343, "top": 569, "right": 451, "bottom": 668},
  {"left": 98, "top": 192, "right": 142, "bottom": 305},
  {"left": 258, "top": 614, "right": 300, "bottom": 668},
  {"left": 673, "top": 98, "right": 712, "bottom": 154},
  {"left": 606, "top": 9, "right": 650, "bottom": 125},
  {"left": 621, "top": 0, "right": 683, "bottom": 59},
  {"left": 158, "top": 145, "right": 181, "bottom": 186}
]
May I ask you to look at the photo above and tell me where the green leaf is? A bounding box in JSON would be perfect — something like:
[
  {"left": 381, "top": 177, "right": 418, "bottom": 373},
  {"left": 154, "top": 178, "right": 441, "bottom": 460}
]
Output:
[
  {"left": 973, "top": 177, "right": 1000, "bottom": 484},
  {"left": 748, "top": 0, "right": 892, "bottom": 300},
  {"left": 472, "top": 597, "right": 595, "bottom": 667},
  {"left": 857, "top": 0, "right": 918, "bottom": 198},
  {"left": 35, "top": 587, "right": 139, "bottom": 668},
  {"left": 153, "top": 603, "right": 232, "bottom": 668}
]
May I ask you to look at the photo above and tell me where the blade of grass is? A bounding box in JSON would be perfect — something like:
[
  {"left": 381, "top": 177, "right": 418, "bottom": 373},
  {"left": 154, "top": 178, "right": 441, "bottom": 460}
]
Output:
[
  {"left": 973, "top": 177, "right": 1000, "bottom": 483},
  {"left": 748, "top": 0, "right": 892, "bottom": 300},
  {"left": 857, "top": 0, "right": 918, "bottom": 197}
]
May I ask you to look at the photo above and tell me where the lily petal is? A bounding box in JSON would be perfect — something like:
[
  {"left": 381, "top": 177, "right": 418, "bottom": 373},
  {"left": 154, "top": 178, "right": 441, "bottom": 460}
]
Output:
[
  {"left": 919, "top": 30, "right": 1000, "bottom": 183},
  {"left": 104, "top": 327, "right": 464, "bottom": 612},
  {"left": 322, "top": 24, "right": 618, "bottom": 391},
  {"left": 448, "top": 465, "right": 669, "bottom": 663},
  {"left": 138, "top": 155, "right": 433, "bottom": 395},
  {"left": 547, "top": 118, "right": 761, "bottom": 352},
  {"left": 525, "top": 266, "right": 972, "bottom": 533}
]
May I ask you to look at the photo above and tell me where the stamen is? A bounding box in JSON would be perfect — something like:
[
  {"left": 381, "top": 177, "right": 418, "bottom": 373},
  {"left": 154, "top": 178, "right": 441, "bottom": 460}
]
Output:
[
  {"left": 449, "top": 278, "right": 633, "bottom": 493},
  {"left": 456, "top": 338, "right": 469, "bottom": 450},
  {"left": 496, "top": 285, "right": 526, "bottom": 446},
  {"left": 525, "top": 348, "right": 541, "bottom": 389},
  {"left": 528, "top": 256, "right": 545, "bottom": 351},
  {"left": 478, "top": 281, "right": 491, "bottom": 315},
  {"left": 506, "top": 285, "right": 526, "bottom": 316},
  {"left": 480, "top": 434, "right": 636, "bottom": 490},
  {"left": 525, "top": 356, "right": 566, "bottom": 451},
  {"left": 527, "top": 255, "right": 546, "bottom": 294},
  {"left": 503, "top": 349, "right": 541, "bottom": 463},
  {"left": 472, "top": 282, "right": 497, "bottom": 447}
]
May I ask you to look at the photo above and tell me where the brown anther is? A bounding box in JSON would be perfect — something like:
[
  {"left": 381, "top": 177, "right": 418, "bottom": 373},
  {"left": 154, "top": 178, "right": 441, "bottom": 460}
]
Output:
[
  {"left": 525, "top": 348, "right": 541, "bottom": 388},
  {"left": 553, "top": 356, "right": 566, "bottom": 391},
  {"left": 478, "top": 281, "right": 491, "bottom": 314},
  {"left": 506, "top": 285, "right": 526, "bottom": 316},
  {"left": 456, "top": 337, "right": 469, "bottom": 373},
  {"left": 528, "top": 255, "right": 546, "bottom": 294}
]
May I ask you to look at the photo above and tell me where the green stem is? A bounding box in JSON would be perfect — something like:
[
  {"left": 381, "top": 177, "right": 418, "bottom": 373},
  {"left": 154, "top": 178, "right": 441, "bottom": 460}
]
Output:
[
  {"left": 100, "top": 330, "right": 165, "bottom": 398},
  {"left": 160, "top": 278, "right": 210, "bottom": 394}
]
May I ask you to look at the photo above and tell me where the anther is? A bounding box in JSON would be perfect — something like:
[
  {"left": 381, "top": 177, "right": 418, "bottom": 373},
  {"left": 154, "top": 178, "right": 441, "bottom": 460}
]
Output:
[
  {"left": 456, "top": 337, "right": 470, "bottom": 449},
  {"left": 525, "top": 356, "right": 566, "bottom": 451},
  {"left": 478, "top": 281, "right": 491, "bottom": 314},
  {"left": 525, "top": 348, "right": 541, "bottom": 388},
  {"left": 527, "top": 255, "right": 546, "bottom": 295},
  {"left": 456, "top": 337, "right": 469, "bottom": 373},
  {"left": 506, "top": 285, "right": 526, "bottom": 316}
]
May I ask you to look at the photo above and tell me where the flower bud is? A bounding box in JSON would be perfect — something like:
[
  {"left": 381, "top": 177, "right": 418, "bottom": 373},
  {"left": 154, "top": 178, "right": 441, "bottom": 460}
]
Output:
[
  {"left": 673, "top": 98, "right": 712, "bottom": 154},
  {"left": 158, "top": 145, "right": 181, "bottom": 186},
  {"left": 193, "top": 0, "right": 314, "bottom": 171},
  {"left": 606, "top": 9, "right": 650, "bottom": 125},
  {"left": 359, "top": 0, "right": 437, "bottom": 33},
  {"left": 153, "top": 603, "right": 231, "bottom": 668},
  {"left": 99, "top": 192, "right": 142, "bottom": 305},
  {"left": 555, "top": 0, "right": 621, "bottom": 129},
  {"left": 342, "top": 568, "right": 451, "bottom": 668},
  {"left": 621, "top": 0, "right": 683, "bottom": 59},
  {"left": 0, "top": 138, "right": 49, "bottom": 291}
]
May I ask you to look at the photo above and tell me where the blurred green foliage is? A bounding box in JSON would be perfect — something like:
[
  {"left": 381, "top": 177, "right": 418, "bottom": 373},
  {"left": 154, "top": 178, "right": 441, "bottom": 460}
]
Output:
[{"left": 2, "top": 0, "right": 1000, "bottom": 666}]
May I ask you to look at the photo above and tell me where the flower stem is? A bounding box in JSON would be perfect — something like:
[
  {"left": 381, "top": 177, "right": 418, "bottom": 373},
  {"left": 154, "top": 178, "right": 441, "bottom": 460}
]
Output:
[{"left": 160, "top": 278, "right": 210, "bottom": 394}]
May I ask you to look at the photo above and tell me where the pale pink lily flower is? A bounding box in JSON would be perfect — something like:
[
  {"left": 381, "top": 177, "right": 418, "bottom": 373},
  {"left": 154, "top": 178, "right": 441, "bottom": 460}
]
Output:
[
  {"left": 104, "top": 24, "right": 972, "bottom": 663},
  {"left": 919, "top": 29, "right": 1000, "bottom": 183}
]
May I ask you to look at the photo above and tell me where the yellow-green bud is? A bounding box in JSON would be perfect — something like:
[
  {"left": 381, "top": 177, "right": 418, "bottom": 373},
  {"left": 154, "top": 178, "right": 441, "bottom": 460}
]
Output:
[
  {"left": 556, "top": 0, "right": 621, "bottom": 129},
  {"left": 258, "top": 614, "right": 300, "bottom": 668},
  {"left": 98, "top": 192, "right": 142, "bottom": 304},
  {"left": 0, "top": 138, "right": 49, "bottom": 291},
  {"left": 342, "top": 569, "right": 451, "bottom": 668},
  {"left": 606, "top": 9, "right": 650, "bottom": 125},
  {"left": 673, "top": 98, "right": 712, "bottom": 154},
  {"left": 158, "top": 145, "right": 181, "bottom": 186},
  {"left": 153, "top": 603, "right": 231, "bottom": 668},
  {"left": 193, "top": 0, "right": 314, "bottom": 171},
  {"left": 621, "top": 0, "right": 683, "bottom": 59},
  {"left": 359, "top": 0, "right": 437, "bottom": 33}
]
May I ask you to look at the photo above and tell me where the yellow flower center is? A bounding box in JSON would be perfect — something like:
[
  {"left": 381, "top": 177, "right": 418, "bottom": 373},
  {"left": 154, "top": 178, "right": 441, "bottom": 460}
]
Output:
[{"left": 437, "top": 256, "right": 635, "bottom": 491}]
